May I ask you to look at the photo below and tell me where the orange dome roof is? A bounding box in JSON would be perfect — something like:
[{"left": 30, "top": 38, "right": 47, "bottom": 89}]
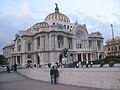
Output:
[
  {"left": 32, "top": 22, "right": 49, "bottom": 31},
  {"left": 44, "top": 3, "right": 70, "bottom": 22},
  {"left": 44, "top": 13, "right": 70, "bottom": 22}
]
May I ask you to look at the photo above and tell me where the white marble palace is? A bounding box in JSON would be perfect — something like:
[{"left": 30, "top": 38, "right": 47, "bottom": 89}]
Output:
[{"left": 3, "top": 4, "right": 104, "bottom": 66}]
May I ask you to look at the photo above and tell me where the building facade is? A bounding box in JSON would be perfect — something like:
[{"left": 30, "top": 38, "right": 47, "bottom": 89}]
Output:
[
  {"left": 105, "top": 36, "right": 120, "bottom": 56},
  {"left": 3, "top": 4, "right": 104, "bottom": 66}
]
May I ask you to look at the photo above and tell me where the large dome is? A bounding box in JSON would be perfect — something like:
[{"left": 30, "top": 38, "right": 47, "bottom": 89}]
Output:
[{"left": 44, "top": 3, "right": 70, "bottom": 22}]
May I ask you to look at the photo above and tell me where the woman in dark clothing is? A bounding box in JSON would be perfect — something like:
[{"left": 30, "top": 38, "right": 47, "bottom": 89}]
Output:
[
  {"left": 55, "top": 68, "right": 59, "bottom": 84},
  {"left": 6, "top": 63, "right": 10, "bottom": 73},
  {"left": 50, "top": 66, "right": 55, "bottom": 84},
  {"left": 14, "top": 63, "right": 17, "bottom": 72},
  {"left": 50, "top": 66, "right": 59, "bottom": 84}
]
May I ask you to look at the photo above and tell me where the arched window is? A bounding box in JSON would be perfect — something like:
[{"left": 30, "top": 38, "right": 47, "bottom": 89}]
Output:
[
  {"left": 75, "top": 30, "right": 84, "bottom": 49},
  {"left": 97, "top": 40, "right": 101, "bottom": 50}
]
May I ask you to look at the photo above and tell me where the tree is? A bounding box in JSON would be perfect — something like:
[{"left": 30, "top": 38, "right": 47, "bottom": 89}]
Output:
[{"left": 0, "top": 54, "right": 7, "bottom": 65}]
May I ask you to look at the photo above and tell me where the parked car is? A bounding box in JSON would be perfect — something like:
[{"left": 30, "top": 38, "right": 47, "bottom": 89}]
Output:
[
  {"left": 17, "top": 64, "right": 23, "bottom": 69},
  {"left": 2, "top": 64, "right": 8, "bottom": 68}
]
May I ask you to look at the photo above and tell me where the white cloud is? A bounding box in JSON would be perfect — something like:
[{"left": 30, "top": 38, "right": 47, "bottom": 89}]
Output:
[
  {"left": 16, "top": 3, "right": 30, "bottom": 17},
  {"left": 68, "top": 11, "right": 120, "bottom": 44},
  {"left": 0, "top": 15, "right": 38, "bottom": 54},
  {"left": 95, "top": 0, "right": 102, "bottom": 4}
]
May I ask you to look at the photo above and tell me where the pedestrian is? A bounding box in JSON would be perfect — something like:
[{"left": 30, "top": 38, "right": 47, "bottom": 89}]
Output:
[
  {"left": 50, "top": 66, "right": 59, "bottom": 84},
  {"left": 14, "top": 63, "right": 17, "bottom": 72},
  {"left": 90, "top": 61, "right": 93, "bottom": 67},
  {"left": 55, "top": 67, "right": 59, "bottom": 84},
  {"left": 109, "top": 61, "right": 114, "bottom": 67},
  {"left": 100, "top": 61, "right": 104, "bottom": 67},
  {"left": 81, "top": 61, "right": 84, "bottom": 67},
  {"left": 48, "top": 63, "right": 51, "bottom": 68},
  {"left": 86, "top": 61, "right": 89, "bottom": 68},
  {"left": 50, "top": 66, "right": 55, "bottom": 84},
  {"left": 7, "top": 63, "right": 10, "bottom": 73},
  {"left": 79, "top": 62, "right": 81, "bottom": 68}
]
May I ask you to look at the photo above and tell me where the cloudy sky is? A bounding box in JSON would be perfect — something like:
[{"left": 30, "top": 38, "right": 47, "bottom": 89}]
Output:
[{"left": 0, "top": 0, "right": 120, "bottom": 54}]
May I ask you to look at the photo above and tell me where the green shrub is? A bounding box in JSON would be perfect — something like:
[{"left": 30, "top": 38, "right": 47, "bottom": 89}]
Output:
[{"left": 93, "top": 56, "right": 120, "bottom": 64}]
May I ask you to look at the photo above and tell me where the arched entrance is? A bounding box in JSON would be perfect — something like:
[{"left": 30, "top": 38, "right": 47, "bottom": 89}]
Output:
[
  {"left": 78, "top": 54, "right": 81, "bottom": 62},
  {"left": 36, "top": 54, "right": 40, "bottom": 65},
  {"left": 99, "top": 54, "right": 102, "bottom": 60}
]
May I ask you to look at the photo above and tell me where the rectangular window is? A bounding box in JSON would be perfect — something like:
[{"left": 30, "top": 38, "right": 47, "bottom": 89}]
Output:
[
  {"left": 111, "top": 47, "right": 114, "bottom": 51},
  {"left": 28, "top": 43, "right": 31, "bottom": 51},
  {"left": 57, "top": 36, "right": 64, "bottom": 49},
  {"left": 58, "top": 42, "right": 60, "bottom": 48},
  {"left": 27, "top": 55, "right": 31, "bottom": 58},
  {"left": 37, "top": 37, "right": 40, "bottom": 49},
  {"left": 68, "top": 38, "right": 72, "bottom": 49},
  {"left": 17, "top": 45, "right": 21, "bottom": 52},
  {"left": 12, "top": 48, "right": 14, "bottom": 52},
  {"left": 97, "top": 40, "right": 101, "bottom": 50},
  {"left": 115, "top": 46, "right": 117, "bottom": 51}
]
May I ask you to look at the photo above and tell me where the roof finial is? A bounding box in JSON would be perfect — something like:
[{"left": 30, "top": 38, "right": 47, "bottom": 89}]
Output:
[{"left": 55, "top": 3, "right": 59, "bottom": 13}]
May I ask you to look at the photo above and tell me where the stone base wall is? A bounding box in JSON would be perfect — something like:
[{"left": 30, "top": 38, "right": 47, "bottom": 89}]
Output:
[{"left": 18, "top": 68, "right": 120, "bottom": 90}]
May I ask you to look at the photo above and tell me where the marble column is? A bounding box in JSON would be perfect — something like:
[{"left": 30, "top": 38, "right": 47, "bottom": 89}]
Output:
[
  {"left": 101, "top": 40, "right": 104, "bottom": 50},
  {"left": 49, "top": 35, "right": 51, "bottom": 50},
  {"left": 76, "top": 53, "right": 78, "bottom": 61},
  {"left": 22, "top": 39, "right": 26, "bottom": 52},
  {"left": 45, "top": 35, "right": 48, "bottom": 50},
  {"left": 86, "top": 53, "right": 88, "bottom": 61},
  {"left": 64, "top": 37, "right": 68, "bottom": 48},
  {"left": 73, "top": 38, "right": 76, "bottom": 49},
  {"left": 34, "top": 39, "right": 37, "bottom": 50},
  {"left": 95, "top": 40, "right": 98, "bottom": 50},
  {"left": 86, "top": 40, "right": 89, "bottom": 49},
  {"left": 90, "top": 53, "right": 93, "bottom": 61},
  {"left": 51, "top": 35, "right": 54, "bottom": 49},
  {"left": 40, "top": 36, "right": 44, "bottom": 50},
  {"left": 20, "top": 56, "right": 22, "bottom": 64},
  {"left": 55, "top": 36, "right": 58, "bottom": 49},
  {"left": 81, "top": 53, "right": 83, "bottom": 62}
]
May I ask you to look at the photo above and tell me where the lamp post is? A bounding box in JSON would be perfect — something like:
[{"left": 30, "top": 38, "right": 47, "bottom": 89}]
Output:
[{"left": 110, "top": 24, "right": 115, "bottom": 55}]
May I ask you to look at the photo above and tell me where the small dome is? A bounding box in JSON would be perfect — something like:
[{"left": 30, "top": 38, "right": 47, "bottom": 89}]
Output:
[
  {"left": 44, "top": 3, "right": 70, "bottom": 22},
  {"left": 32, "top": 22, "right": 49, "bottom": 31}
]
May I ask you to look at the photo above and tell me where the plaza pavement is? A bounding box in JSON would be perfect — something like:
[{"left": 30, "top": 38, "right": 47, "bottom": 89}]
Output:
[{"left": 0, "top": 68, "right": 109, "bottom": 90}]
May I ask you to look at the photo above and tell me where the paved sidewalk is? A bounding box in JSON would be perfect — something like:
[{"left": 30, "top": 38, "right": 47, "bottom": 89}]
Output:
[{"left": 0, "top": 70, "right": 107, "bottom": 90}]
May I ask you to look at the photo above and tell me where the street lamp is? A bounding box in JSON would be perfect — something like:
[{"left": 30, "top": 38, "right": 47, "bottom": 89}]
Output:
[
  {"left": 110, "top": 24, "right": 115, "bottom": 42},
  {"left": 110, "top": 24, "right": 115, "bottom": 55}
]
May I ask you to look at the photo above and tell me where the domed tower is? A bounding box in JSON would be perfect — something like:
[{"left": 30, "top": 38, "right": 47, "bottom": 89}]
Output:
[{"left": 44, "top": 3, "right": 71, "bottom": 27}]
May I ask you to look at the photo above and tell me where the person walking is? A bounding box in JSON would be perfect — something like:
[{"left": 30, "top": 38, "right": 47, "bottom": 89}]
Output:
[
  {"left": 7, "top": 63, "right": 10, "bottom": 73},
  {"left": 50, "top": 66, "right": 59, "bottom": 84},
  {"left": 50, "top": 66, "right": 55, "bottom": 84},
  {"left": 14, "top": 63, "right": 17, "bottom": 72},
  {"left": 55, "top": 67, "right": 59, "bottom": 84}
]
